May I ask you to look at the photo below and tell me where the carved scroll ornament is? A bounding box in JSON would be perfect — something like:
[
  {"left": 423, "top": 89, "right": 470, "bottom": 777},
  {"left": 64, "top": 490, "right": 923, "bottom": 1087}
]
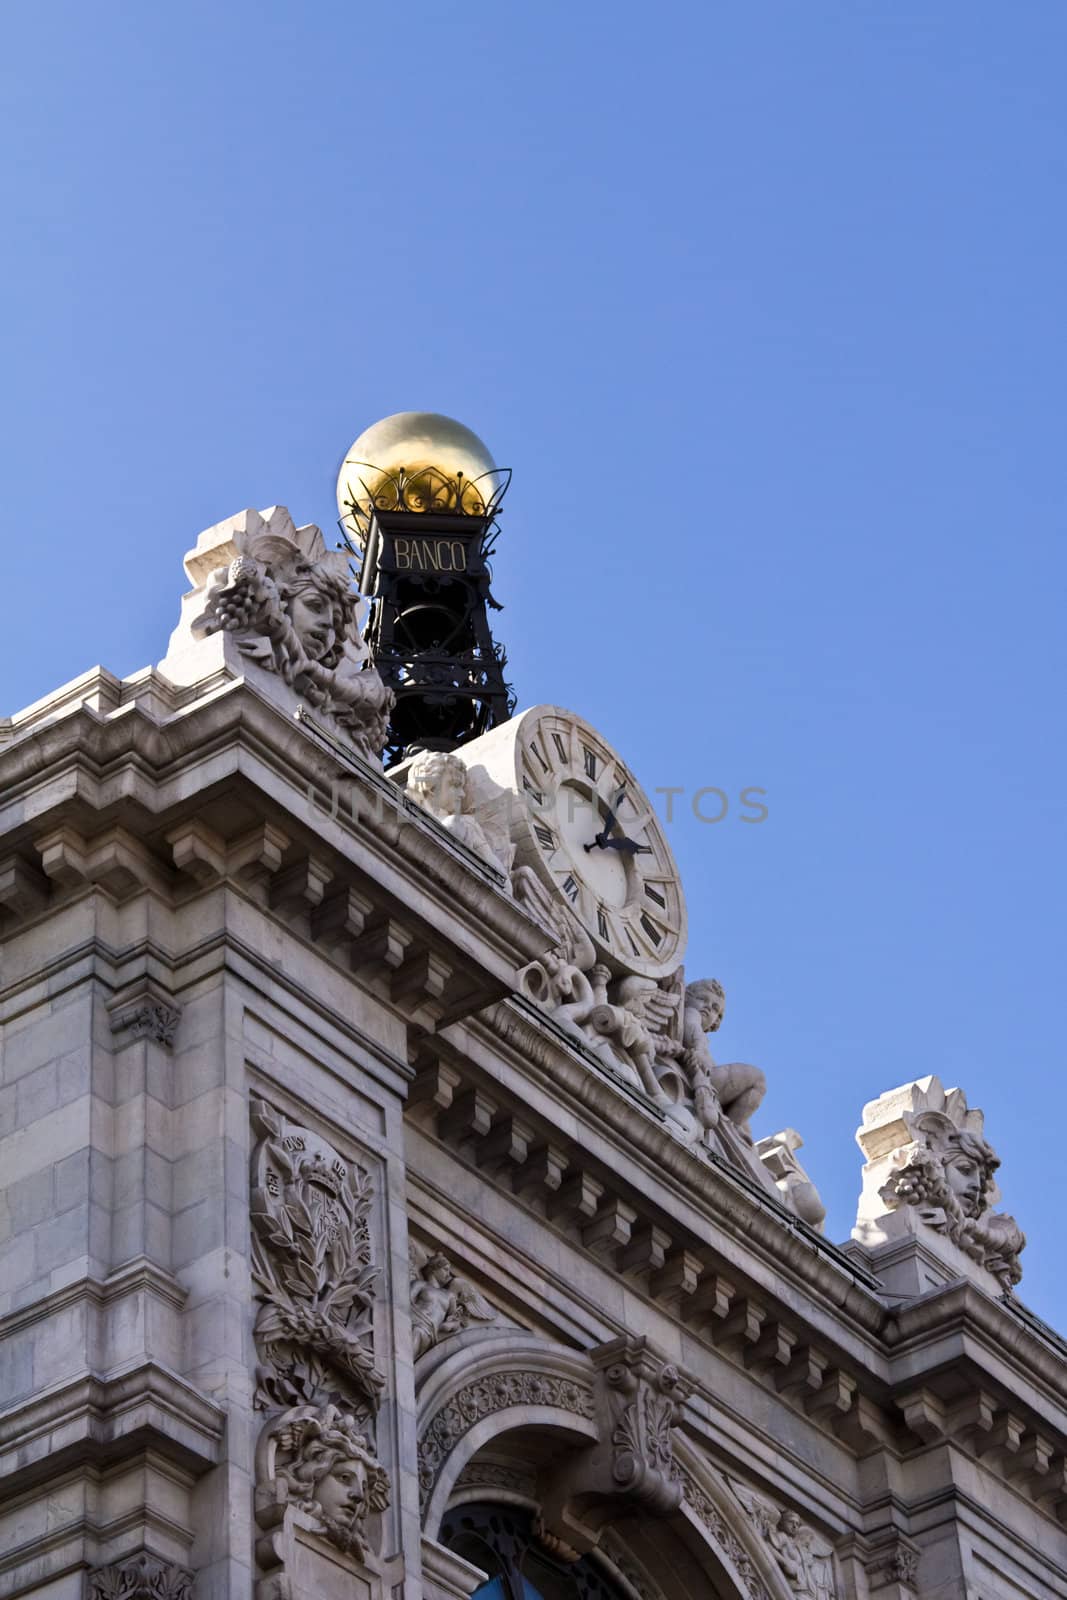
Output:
[{"left": 536, "top": 1337, "right": 691, "bottom": 1558}]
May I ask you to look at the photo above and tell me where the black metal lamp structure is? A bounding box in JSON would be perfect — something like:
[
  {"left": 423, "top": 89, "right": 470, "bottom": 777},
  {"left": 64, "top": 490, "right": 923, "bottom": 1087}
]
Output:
[{"left": 336, "top": 414, "right": 515, "bottom": 768}]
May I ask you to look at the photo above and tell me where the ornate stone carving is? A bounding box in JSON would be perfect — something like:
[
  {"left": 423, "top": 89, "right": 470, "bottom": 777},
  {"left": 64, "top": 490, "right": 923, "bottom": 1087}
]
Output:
[
  {"left": 110, "top": 1000, "right": 182, "bottom": 1048},
  {"left": 537, "top": 1338, "right": 690, "bottom": 1557},
  {"left": 597, "top": 1339, "right": 687, "bottom": 1513},
  {"left": 513, "top": 869, "right": 684, "bottom": 1103},
  {"left": 855, "top": 1076, "right": 1025, "bottom": 1291},
  {"left": 409, "top": 1243, "right": 497, "bottom": 1360},
  {"left": 756, "top": 1129, "right": 826, "bottom": 1233},
  {"left": 680, "top": 1472, "right": 772, "bottom": 1600},
  {"left": 177, "top": 507, "right": 394, "bottom": 760},
  {"left": 418, "top": 1370, "right": 595, "bottom": 1513},
  {"left": 454, "top": 1459, "right": 536, "bottom": 1497},
  {"left": 727, "top": 1478, "right": 836, "bottom": 1599},
  {"left": 876, "top": 1545, "right": 919, "bottom": 1587},
  {"left": 598, "top": 1531, "right": 667, "bottom": 1600},
  {"left": 681, "top": 979, "right": 766, "bottom": 1143},
  {"left": 250, "top": 1097, "right": 383, "bottom": 1417},
  {"left": 407, "top": 750, "right": 513, "bottom": 876},
  {"left": 87, "top": 1553, "right": 193, "bottom": 1600},
  {"left": 258, "top": 1402, "right": 390, "bottom": 1563},
  {"left": 511, "top": 917, "right": 815, "bottom": 1218}
]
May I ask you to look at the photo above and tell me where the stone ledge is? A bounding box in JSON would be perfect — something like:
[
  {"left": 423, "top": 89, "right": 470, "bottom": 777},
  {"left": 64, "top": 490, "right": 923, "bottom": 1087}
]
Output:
[
  {"left": 0, "top": 1258, "right": 186, "bottom": 1340},
  {"left": 0, "top": 1361, "right": 225, "bottom": 1492}
]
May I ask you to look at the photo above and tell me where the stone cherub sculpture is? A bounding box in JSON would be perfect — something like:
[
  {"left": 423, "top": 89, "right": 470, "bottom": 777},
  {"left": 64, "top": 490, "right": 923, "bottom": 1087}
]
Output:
[
  {"left": 855, "top": 1076, "right": 1025, "bottom": 1292},
  {"left": 266, "top": 1403, "right": 390, "bottom": 1562},
  {"left": 409, "top": 1245, "right": 497, "bottom": 1360},
  {"left": 681, "top": 979, "right": 767, "bottom": 1143},
  {"left": 406, "top": 749, "right": 513, "bottom": 876},
  {"left": 510, "top": 905, "right": 829, "bottom": 1223},
  {"left": 728, "top": 1480, "right": 835, "bottom": 1600},
  {"left": 188, "top": 513, "right": 394, "bottom": 761}
]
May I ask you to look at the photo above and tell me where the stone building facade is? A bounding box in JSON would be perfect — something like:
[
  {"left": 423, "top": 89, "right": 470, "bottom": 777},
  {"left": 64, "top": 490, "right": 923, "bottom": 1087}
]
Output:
[{"left": 1, "top": 424, "right": 1065, "bottom": 1600}]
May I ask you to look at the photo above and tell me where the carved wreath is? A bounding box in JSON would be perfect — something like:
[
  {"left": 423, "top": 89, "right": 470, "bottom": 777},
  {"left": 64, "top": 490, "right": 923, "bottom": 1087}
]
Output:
[{"left": 250, "top": 1098, "right": 384, "bottom": 1417}]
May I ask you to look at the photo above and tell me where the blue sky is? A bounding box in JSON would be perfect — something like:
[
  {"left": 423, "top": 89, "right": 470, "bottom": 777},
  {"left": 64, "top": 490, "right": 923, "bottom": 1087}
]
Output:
[{"left": 2, "top": 4, "right": 1064, "bottom": 1321}]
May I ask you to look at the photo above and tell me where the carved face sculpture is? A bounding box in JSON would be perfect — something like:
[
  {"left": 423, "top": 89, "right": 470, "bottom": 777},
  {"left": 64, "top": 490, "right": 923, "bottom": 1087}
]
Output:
[
  {"left": 701, "top": 995, "right": 724, "bottom": 1034},
  {"left": 689, "top": 980, "right": 725, "bottom": 1035},
  {"left": 314, "top": 1454, "right": 370, "bottom": 1526},
  {"left": 779, "top": 1510, "right": 801, "bottom": 1537},
  {"left": 944, "top": 1152, "right": 984, "bottom": 1217},
  {"left": 288, "top": 583, "right": 337, "bottom": 662},
  {"left": 424, "top": 1253, "right": 455, "bottom": 1287},
  {"left": 409, "top": 752, "right": 467, "bottom": 818}
]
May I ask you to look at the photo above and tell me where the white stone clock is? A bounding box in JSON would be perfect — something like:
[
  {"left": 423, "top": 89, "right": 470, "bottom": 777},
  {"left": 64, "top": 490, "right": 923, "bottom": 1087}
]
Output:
[{"left": 458, "top": 705, "right": 687, "bottom": 978}]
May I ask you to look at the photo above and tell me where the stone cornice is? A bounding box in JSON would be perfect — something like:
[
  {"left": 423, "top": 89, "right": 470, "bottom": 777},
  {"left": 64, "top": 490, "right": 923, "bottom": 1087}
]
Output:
[
  {"left": 887, "top": 1281, "right": 1067, "bottom": 1422},
  {"left": 455, "top": 999, "right": 886, "bottom": 1340},
  {"left": 416, "top": 999, "right": 1067, "bottom": 1473},
  {"left": 0, "top": 675, "right": 552, "bottom": 1020}
]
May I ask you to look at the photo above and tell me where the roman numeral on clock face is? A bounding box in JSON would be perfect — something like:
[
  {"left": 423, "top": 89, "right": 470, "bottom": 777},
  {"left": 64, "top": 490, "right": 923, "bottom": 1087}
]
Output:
[
  {"left": 522, "top": 773, "right": 544, "bottom": 806},
  {"left": 562, "top": 874, "right": 579, "bottom": 904},
  {"left": 551, "top": 732, "right": 568, "bottom": 764},
  {"left": 597, "top": 906, "right": 609, "bottom": 940},
  {"left": 640, "top": 912, "right": 664, "bottom": 946},
  {"left": 534, "top": 824, "right": 555, "bottom": 851},
  {"left": 583, "top": 747, "right": 598, "bottom": 779},
  {"left": 644, "top": 883, "right": 666, "bottom": 908}
]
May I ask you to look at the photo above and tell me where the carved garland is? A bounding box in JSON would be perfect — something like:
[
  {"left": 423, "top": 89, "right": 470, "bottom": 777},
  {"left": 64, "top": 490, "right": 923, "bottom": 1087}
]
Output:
[
  {"left": 680, "top": 1471, "right": 773, "bottom": 1600},
  {"left": 598, "top": 1531, "right": 668, "bottom": 1600},
  {"left": 419, "top": 1372, "right": 596, "bottom": 1513},
  {"left": 250, "top": 1097, "right": 383, "bottom": 1419}
]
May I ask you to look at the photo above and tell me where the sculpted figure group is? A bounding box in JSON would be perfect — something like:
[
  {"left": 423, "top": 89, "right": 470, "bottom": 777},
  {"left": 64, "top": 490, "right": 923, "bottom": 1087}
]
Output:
[{"left": 508, "top": 870, "right": 823, "bottom": 1221}]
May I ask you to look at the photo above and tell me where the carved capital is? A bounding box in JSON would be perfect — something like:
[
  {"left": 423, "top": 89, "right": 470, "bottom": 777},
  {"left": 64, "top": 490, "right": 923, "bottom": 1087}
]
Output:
[
  {"left": 109, "top": 995, "right": 182, "bottom": 1048},
  {"left": 881, "top": 1545, "right": 919, "bottom": 1587},
  {"left": 87, "top": 1552, "right": 193, "bottom": 1600}
]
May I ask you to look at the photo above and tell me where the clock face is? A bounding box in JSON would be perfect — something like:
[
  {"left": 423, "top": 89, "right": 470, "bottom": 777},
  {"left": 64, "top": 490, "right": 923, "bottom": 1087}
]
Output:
[{"left": 503, "top": 706, "right": 687, "bottom": 978}]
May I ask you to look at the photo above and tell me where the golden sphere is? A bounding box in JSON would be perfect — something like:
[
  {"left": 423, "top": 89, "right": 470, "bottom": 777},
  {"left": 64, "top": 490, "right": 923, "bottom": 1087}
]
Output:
[{"left": 336, "top": 412, "right": 498, "bottom": 536}]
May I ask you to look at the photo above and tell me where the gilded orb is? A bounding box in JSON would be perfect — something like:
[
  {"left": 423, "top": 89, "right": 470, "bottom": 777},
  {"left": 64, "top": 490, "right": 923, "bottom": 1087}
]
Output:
[{"left": 336, "top": 411, "right": 499, "bottom": 539}]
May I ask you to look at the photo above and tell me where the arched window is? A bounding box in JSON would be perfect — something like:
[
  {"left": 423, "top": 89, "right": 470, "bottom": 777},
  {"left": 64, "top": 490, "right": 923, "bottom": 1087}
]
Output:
[{"left": 441, "top": 1503, "right": 631, "bottom": 1600}]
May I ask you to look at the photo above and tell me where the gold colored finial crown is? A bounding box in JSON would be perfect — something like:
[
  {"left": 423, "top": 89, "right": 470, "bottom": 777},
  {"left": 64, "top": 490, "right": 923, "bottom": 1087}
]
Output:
[{"left": 336, "top": 411, "right": 508, "bottom": 544}]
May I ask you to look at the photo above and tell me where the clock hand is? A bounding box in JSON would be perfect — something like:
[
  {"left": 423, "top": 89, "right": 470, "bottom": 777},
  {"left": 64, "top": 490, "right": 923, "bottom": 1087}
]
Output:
[
  {"left": 600, "top": 838, "right": 654, "bottom": 856},
  {"left": 584, "top": 787, "right": 627, "bottom": 852}
]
